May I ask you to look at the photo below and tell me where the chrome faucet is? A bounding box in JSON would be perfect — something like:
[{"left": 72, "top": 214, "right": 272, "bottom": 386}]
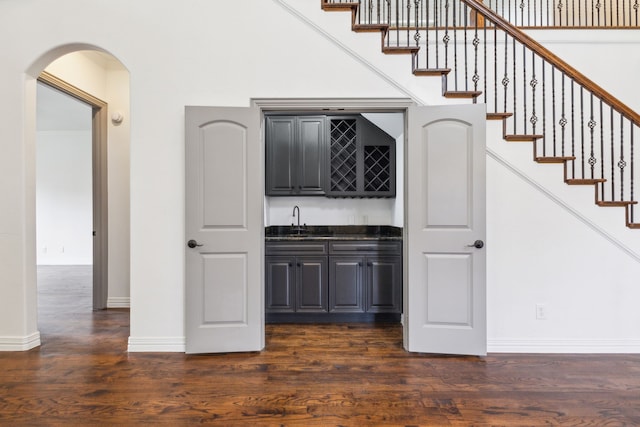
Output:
[{"left": 292, "top": 205, "right": 305, "bottom": 233}]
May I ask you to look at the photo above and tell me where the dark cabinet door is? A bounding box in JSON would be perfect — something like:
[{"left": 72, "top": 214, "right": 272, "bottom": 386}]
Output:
[
  {"left": 266, "top": 117, "right": 296, "bottom": 195},
  {"left": 296, "top": 257, "right": 328, "bottom": 312},
  {"left": 266, "top": 116, "right": 326, "bottom": 196},
  {"left": 265, "top": 256, "right": 295, "bottom": 313},
  {"left": 365, "top": 256, "right": 402, "bottom": 313},
  {"left": 297, "top": 117, "right": 326, "bottom": 195},
  {"left": 329, "top": 256, "right": 365, "bottom": 313}
]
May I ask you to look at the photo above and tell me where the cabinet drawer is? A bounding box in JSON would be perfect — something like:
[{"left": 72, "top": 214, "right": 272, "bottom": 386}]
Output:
[
  {"left": 329, "top": 241, "right": 401, "bottom": 255},
  {"left": 266, "top": 242, "right": 328, "bottom": 256}
]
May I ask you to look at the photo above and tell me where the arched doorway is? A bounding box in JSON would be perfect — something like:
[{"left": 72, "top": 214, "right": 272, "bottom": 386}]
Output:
[{"left": 28, "top": 47, "right": 131, "bottom": 348}]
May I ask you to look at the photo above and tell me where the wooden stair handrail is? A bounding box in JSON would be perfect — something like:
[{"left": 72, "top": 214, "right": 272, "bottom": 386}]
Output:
[{"left": 460, "top": 0, "right": 640, "bottom": 127}]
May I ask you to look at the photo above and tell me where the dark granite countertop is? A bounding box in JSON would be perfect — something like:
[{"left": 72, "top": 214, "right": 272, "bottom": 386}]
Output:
[{"left": 265, "top": 225, "right": 402, "bottom": 241}]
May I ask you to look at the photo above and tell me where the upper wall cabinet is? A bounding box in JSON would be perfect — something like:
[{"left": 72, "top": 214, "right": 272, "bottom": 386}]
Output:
[
  {"left": 326, "top": 115, "right": 396, "bottom": 198},
  {"left": 266, "top": 116, "right": 326, "bottom": 196}
]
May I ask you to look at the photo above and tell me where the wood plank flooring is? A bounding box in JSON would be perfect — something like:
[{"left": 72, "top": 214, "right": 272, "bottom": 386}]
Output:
[{"left": 0, "top": 266, "right": 639, "bottom": 425}]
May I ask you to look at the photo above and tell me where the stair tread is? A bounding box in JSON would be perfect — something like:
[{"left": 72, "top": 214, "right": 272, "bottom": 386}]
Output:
[
  {"left": 443, "top": 90, "right": 482, "bottom": 99},
  {"left": 597, "top": 200, "right": 638, "bottom": 207},
  {"left": 322, "top": 1, "right": 359, "bottom": 11},
  {"left": 535, "top": 156, "right": 576, "bottom": 163},
  {"left": 628, "top": 223, "right": 640, "bottom": 229},
  {"left": 353, "top": 24, "right": 388, "bottom": 32},
  {"left": 487, "top": 112, "right": 513, "bottom": 120},
  {"left": 413, "top": 68, "right": 451, "bottom": 76},
  {"left": 382, "top": 46, "right": 420, "bottom": 54},
  {"left": 565, "top": 178, "right": 607, "bottom": 185},
  {"left": 504, "top": 134, "right": 544, "bottom": 141}
]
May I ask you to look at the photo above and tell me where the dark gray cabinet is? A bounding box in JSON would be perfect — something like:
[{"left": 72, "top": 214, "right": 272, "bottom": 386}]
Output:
[
  {"left": 329, "top": 256, "right": 365, "bottom": 312},
  {"left": 265, "top": 116, "right": 326, "bottom": 196},
  {"left": 327, "top": 115, "right": 396, "bottom": 198},
  {"left": 265, "top": 242, "right": 328, "bottom": 313},
  {"left": 266, "top": 239, "right": 401, "bottom": 321},
  {"left": 329, "top": 241, "right": 402, "bottom": 314}
]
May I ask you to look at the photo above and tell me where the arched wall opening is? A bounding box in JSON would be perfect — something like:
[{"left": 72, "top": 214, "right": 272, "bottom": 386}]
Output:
[{"left": 24, "top": 45, "right": 131, "bottom": 349}]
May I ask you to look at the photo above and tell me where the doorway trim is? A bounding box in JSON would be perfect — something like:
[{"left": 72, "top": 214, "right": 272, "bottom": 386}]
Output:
[
  {"left": 37, "top": 71, "right": 109, "bottom": 310},
  {"left": 254, "top": 96, "right": 413, "bottom": 337}
]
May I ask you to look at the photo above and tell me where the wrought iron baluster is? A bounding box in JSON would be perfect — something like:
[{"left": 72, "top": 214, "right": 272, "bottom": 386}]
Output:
[
  {"left": 619, "top": 114, "right": 626, "bottom": 200},
  {"left": 464, "top": 3, "right": 469, "bottom": 93},
  {"left": 542, "top": 59, "right": 547, "bottom": 156},
  {"left": 557, "top": 0, "right": 563, "bottom": 28},
  {"left": 472, "top": 8, "right": 480, "bottom": 98},
  {"left": 552, "top": 65, "right": 557, "bottom": 156},
  {"left": 502, "top": 30, "right": 509, "bottom": 114},
  {"left": 523, "top": 44, "right": 528, "bottom": 135},
  {"left": 493, "top": 18, "right": 498, "bottom": 111},
  {"left": 596, "top": 0, "right": 602, "bottom": 26},
  {"left": 580, "top": 87, "right": 585, "bottom": 178},
  {"left": 425, "top": 0, "right": 430, "bottom": 69},
  {"left": 435, "top": 0, "right": 440, "bottom": 68},
  {"left": 560, "top": 73, "right": 567, "bottom": 157},
  {"left": 588, "top": 94, "right": 597, "bottom": 179},
  {"left": 571, "top": 79, "right": 576, "bottom": 179},
  {"left": 395, "top": 0, "right": 400, "bottom": 47},
  {"left": 387, "top": 0, "right": 392, "bottom": 48},
  {"left": 631, "top": 123, "right": 635, "bottom": 222},
  {"left": 512, "top": 38, "right": 517, "bottom": 134},
  {"left": 530, "top": 52, "right": 538, "bottom": 135},
  {"left": 576, "top": 0, "right": 580, "bottom": 26},
  {"left": 406, "top": 0, "right": 411, "bottom": 47},
  {"left": 413, "top": 0, "right": 420, "bottom": 69},
  {"left": 444, "top": 0, "right": 450, "bottom": 70},
  {"left": 600, "top": 100, "right": 605, "bottom": 196},
  {"left": 453, "top": 0, "right": 458, "bottom": 91},
  {"left": 610, "top": 107, "right": 615, "bottom": 201}
]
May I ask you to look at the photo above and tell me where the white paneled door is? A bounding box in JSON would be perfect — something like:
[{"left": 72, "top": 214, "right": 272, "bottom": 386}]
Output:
[
  {"left": 185, "top": 106, "right": 264, "bottom": 354},
  {"left": 405, "top": 104, "right": 487, "bottom": 356},
  {"left": 184, "top": 102, "right": 485, "bottom": 356}
]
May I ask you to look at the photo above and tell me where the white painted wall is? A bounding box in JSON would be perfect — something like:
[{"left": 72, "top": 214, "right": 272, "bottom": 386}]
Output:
[
  {"left": 36, "top": 130, "right": 93, "bottom": 265},
  {"left": 1, "top": 0, "right": 639, "bottom": 352}
]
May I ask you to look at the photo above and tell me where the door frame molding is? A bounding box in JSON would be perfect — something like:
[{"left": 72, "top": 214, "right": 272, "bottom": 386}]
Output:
[
  {"left": 37, "top": 71, "right": 109, "bottom": 310},
  {"left": 253, "top": 96, "right": 413, "bottom": 335}
]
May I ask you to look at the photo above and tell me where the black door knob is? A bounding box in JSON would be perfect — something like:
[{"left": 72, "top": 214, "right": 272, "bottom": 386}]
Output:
[
  {"left": 187, "top": 239, "right": 203, "bottom": 249},
  {"left": 467, "top": 240, "right": 484, "bottom": 249}
]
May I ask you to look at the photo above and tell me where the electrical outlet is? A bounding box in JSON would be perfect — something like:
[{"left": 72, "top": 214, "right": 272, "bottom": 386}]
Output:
[{"left": 536, "top": 303, "right": 548, "bottom": 320}]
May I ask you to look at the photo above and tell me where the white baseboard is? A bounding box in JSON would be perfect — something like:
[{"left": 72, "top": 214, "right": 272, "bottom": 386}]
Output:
[
  {"left": 107, "top": 297, "right": 130, "bottom": 308},
  {"left": 488, "top": 339, "right": 640, "bottom": 353},
  {"left": 0, "top": 332, "right": 41, "bottom": 351},
  {"left": 127, "top": 336, "right": 185, "bottom": 352}
]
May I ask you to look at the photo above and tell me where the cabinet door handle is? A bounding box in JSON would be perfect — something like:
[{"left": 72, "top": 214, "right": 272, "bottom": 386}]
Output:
[
  {"left": 367, "top": 262, "right": 373, "bottom": 267},
  {"left": 288, "top": 262, "right": 293, "bottom": 267},
  {"left": 297, "top": 262, "right": 301, "bottom": 267}
]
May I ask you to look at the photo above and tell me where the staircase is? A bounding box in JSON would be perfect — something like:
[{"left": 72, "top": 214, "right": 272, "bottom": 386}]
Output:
[{"left": 321, "top": 0, "right": 640, "bottom": 228}]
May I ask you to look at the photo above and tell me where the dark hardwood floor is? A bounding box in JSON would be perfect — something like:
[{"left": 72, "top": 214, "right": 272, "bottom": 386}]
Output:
[{"left": 0, "top": 266, "right": 639, "bottom": 425}]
